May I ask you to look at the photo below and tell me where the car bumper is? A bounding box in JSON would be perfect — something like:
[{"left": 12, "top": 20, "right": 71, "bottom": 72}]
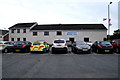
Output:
[
  {"left": 52, "top": 47, "right": 68, "bottom": 51},
  {"left": 77, "top": 49, "right": 91, "bottom": 53},
  {"left": 30, "top": 48, "right": 44, "bottom": 52},
  {"left": 98, "top": 48, "right": 113, "bottom": 53},
  {"left": 14, "top": 48, "right": 26, "bottom": 52}
]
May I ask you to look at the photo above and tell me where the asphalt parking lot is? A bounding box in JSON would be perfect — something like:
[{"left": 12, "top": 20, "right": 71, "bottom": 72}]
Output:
[{"left": 2, "top": 51, "right": 119, "bottom": 78}]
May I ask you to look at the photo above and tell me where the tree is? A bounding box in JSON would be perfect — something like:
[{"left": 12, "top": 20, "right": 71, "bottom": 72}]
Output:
[{"left": 110, "top": 29, "right": 120, "bottom": 40}]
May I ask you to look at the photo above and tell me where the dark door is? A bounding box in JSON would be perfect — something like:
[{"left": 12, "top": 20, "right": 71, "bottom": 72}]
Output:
[
  {"left": 69, "top": 38, "right": 74, "bottom": 43},
  {"left": 84, "top": 37, "right": 89, "bottom": 42}
]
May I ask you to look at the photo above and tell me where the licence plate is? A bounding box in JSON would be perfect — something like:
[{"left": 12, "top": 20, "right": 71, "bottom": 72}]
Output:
[
  {"left": 57, "top": 45, "right": 61, "bottom": 46},
  {"left": 16, "top": 49, "right": 21, "bottom": 51},
  {"left": 83, "top": 49, "right": 88, "bottom": 51},
  {"left": 105, "top": 50, "right": 110, "bottom": 52}
]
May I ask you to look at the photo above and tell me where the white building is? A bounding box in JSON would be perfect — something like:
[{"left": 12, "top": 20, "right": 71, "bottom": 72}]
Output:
[{"left": 9, "top": 22, "right": 107, "bottom": 44}]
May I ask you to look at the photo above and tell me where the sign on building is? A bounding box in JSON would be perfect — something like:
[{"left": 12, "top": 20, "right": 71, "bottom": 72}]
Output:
[{"left": 66, "top": 32, "right": 78, "bottom": 35}]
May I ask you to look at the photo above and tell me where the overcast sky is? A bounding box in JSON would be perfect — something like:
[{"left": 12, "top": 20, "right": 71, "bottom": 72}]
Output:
[{"left": 0, "top": 0, "right": 119, "bottom": 35}]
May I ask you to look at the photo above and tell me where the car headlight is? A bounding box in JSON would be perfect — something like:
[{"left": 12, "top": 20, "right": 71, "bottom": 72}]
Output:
[
  {"left": 76, "top": 46, "right": 82, "bottom": 49},
  {"left": 87, "top": 46, "right": 91, "bottom": 49}
]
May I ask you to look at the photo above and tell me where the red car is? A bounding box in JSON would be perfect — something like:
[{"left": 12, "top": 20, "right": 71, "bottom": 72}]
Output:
[{"left": 111, "top": 39, "right": 120, "bottom": 53}]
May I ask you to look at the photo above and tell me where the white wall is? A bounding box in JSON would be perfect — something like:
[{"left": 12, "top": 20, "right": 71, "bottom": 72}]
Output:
[
  {"left": 9, "top": 29, "right": 107, "bottom": 44},
  {"left": 9, "top": 28, "right": 30, "bottom": 41},
  {"left": 27, "top": 30, "right": 107, "bottom": 43}
]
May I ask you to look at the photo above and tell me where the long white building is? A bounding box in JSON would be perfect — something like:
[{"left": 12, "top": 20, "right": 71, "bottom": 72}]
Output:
[{"left": 9, "top": 22, "right": 107, "bottom": 44}]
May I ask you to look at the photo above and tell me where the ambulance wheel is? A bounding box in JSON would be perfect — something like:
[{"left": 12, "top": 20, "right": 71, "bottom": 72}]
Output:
[{"left": 43, "top": 49, "right": 47, "bottom": 53}]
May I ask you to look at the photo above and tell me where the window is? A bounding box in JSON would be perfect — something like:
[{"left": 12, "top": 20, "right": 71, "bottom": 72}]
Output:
[
  {"left": 23, "top": 29, "right": 26, "bottom": 33},
  {"left": 11, "top": 38, "right": 14, "bottom": 41},
  {"left": 23, "top": 38, "right": 26, "bottom": 41},
  {"left": 57, "top": 31, "right": 62, "bottom": 35},
  {"left": 17, "top": 38, "right": 20, "bottom": 41},
  {"left": 54, "top": 40, "right": 65, "bottom": 43},
  {"left": 84, "top": 37, "right": 89, "bottom": 42},
  {"left": 28, "top": 42, "right": 32, "bottom": 45},
  {"left": 44, "top": 31, "right": 49, "bottom": 36},
  {"left": 33, "top": 32, "right": 37, "bottom": 36},
  {"left": 11, "top": 29, "right": 14, "bottom": 33},
  {"left": 17, "top": 29, "right": 20, "bottom": 33},
  {"left": 69, "top": 38, "right": 74, "bottom": 43}
]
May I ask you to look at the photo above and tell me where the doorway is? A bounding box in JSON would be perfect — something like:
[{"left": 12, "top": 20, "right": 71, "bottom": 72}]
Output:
[
  {"left": 84, "top": 37, "right": 89, "bottom": 42},
  {"left": 69, "top": 38, "right": 74, "bottom": 43}
]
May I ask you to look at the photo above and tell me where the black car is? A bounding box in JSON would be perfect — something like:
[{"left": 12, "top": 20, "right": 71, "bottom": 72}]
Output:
[
  {"left": 13, "top": 41, "right": 32, "bottom": 53},
  {"left": 91, "top": 41, "right": 113, "bottom": 54},
  {"left": 72, "top": 41, "right": 91, "bottom": 54}
]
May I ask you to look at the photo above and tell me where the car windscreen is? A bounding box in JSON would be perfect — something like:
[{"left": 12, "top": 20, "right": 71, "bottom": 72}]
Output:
[
  {"left": 100, "top": 42, "right": 111, "bottom": 45},
  {"left": 33, "top": 43, "right": 41, "bottom": 45},
  {"left": 14, "top": 42, "right": 27, "bottom": 45},
  {"left": 4, "top": 42, "right": 13, "bottom": 45},
  {"left": 76, "top": 41, "right": 86, "bottom": 45},
  {"left": 54, "top": 40, "right": 65, "bottom": 43},
  {"left": 36, "top": 40, "right": 45, "bottom": 42}
]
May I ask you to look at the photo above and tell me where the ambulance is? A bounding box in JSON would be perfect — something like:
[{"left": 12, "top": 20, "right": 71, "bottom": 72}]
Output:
[{"left": 30, "top": 40, "right": 50, "bottom": 53}]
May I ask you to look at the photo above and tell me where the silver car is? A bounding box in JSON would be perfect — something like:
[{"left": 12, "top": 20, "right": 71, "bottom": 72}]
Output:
[
  {"left": 0, "top": 41, "right": 14, "bottom": 53},
  {"left": 72, "top": 41, "right": 91, "bottom": 54}
]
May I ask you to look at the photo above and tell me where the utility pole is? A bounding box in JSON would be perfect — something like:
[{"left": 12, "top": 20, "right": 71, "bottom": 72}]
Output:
[{"left": 108, "top": 2, "right": 112, "bottom": 41}]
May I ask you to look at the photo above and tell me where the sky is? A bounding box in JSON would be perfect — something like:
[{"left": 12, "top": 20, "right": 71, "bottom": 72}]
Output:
[{"left": 0, "top": 0, "right": 119, "bottom": 35}]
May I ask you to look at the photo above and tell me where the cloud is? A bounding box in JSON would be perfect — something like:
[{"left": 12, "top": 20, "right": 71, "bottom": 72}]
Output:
[{"left": 0, "top": 0, "right": 119, "bottom": 35}]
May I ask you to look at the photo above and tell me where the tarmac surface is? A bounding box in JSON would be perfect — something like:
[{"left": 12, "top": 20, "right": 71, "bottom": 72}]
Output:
[{"left": 2, "top": 52, "right": 119, "bottom": 78}]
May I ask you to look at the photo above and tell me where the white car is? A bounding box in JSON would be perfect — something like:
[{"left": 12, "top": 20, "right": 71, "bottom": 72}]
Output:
[
  {"left": 0, "top": 41, "right": 14, "bottom": 53},
  {"left": 51, "top": 39, "right": 68, "bottom": 53}
]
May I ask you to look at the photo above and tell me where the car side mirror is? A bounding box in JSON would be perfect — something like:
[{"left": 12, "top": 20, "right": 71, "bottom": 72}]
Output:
[{"left": 111, "top": 41, "right": 115, "bottom": 44}]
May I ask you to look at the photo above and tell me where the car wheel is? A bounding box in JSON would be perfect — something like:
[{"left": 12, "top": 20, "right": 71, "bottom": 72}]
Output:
[
  {"left": 25, "top": 49, "right": 29, "bottom": 53},
  {"left": 44, "top": 49, "right": 47, "bottom": 53},
  {"left": 64, "top": 50, "right": 68, "bottom": 54},
  {"left": 96, "top": 49, "right": 99, "bottom": 54},
  {"left": 4, "top": 48, "right": 9, "bottom": 53},
  {"left": 88, "top": 50, "right": 91, "bottom": 54},
  {"left": 47, "top": 48, "right": 50, "bottom": 52},
  {"left": 30, "top": 51, "right": 33, "bottom": 54},
  {"left": 74, "top": 49, "right": 78, "bottom": 54},
  {"left": 72, "top": 48, "right": 75, "bottom": 53},
  {"left": 51, "top": 50, "right": 55, "bottom": 54},
  {"left": 115, "top": 47, "right": 119, "bottom": 53}
]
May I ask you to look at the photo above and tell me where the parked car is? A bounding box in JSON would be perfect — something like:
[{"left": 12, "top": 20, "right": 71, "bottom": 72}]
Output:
[
  {"left": 91, "top": 41, "right": 113, "bottom": 54},
  {"left": 30, "top": 40, "right": 50, "bottom": 53},
  {"left": 111, "top": 39, "right": 120, "bottom": 53},
  {"left": 51, "top": 39, "right": 68, "bottom": 53},
  {"left": 13, "top": 41, "right": 32, "bottom": 53},
  {"left": 72, "top": 41, "right": 91, "bottom": 54},
  {"left": 0, "top": 41, "right": 14, "bottom": 53},
  {"left": 66, "top": 40, "right": 72, "bottom": 47}
]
